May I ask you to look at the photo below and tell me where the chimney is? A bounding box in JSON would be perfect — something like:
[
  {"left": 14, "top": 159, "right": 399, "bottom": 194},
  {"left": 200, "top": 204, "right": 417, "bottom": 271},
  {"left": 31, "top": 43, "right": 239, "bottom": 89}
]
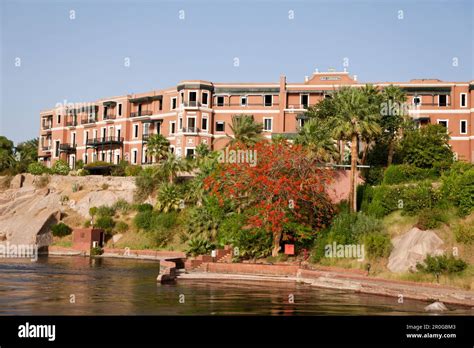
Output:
[
  {"left": 353, "top": 75, "right": 358, "bottom": 81},
  {"left": 314, "top": 68, "right": 319, "bottom": 74},
  {"left": 304, "top": 76, "right": 309, "bottom": 82}
]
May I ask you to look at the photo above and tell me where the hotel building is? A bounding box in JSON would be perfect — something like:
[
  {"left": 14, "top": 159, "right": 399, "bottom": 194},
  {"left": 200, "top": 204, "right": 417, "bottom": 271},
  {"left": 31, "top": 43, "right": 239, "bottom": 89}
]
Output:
[{"left": 38, "top": 69, "right": 474, "bottom": 168}]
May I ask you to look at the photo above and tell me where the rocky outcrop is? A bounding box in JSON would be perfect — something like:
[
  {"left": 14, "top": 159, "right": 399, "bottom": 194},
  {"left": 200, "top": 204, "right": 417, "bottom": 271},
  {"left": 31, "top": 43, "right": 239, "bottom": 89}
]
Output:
[
  {"left": 0, "top": 174, "right": 136, "bottom": 247},
  {"left": 388, "top": 227, "right": 444, "bottom": 273}
]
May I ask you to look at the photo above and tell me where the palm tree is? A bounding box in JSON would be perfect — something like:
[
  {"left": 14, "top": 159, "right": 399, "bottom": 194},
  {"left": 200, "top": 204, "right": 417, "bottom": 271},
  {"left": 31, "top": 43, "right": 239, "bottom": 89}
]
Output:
[
  {"left": 295, "top": 118, "right": 339, "bottom": 162},
  {"left": 146, "top": 134, "right": 170, "bottom": 162},
  {"left": 156, "top": 182, "right": 182, "bottom": 212},
  {"left": 359, "top": 85, "right": 382, "bottom": 164},
  {"left": 331, "top": 87, "right": 381, "bottom": 212},
  {"left": 381, "top": 85, "right": 407, "bottom": 165},
  {"left": 158, "top": 153, "right": 193, "bottom": 184},
  {"left": 228, "top": 114, "right": 263, "bottom": 147}
]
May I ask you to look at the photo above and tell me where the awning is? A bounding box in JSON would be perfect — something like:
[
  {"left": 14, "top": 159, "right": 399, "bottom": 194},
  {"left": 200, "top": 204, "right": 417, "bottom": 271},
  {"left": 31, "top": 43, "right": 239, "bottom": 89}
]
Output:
[
  {"left": 130, "top": 95, "right": 162, "bottom": 103},
  {"left": 103, "top": 101, "right": 117, "bottom": 107}
]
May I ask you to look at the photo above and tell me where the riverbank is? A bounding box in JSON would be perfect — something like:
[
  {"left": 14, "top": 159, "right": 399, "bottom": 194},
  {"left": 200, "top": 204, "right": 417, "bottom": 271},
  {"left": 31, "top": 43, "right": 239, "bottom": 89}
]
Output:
[{"left": 180, "top": 262, "right": 474, "bottom": 308}]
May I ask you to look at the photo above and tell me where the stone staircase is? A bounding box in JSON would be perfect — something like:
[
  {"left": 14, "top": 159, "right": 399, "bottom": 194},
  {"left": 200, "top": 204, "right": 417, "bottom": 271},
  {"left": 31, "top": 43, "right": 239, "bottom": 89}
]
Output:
[{"left": 185, "top": 245, "right": 233, "bottom": 271}]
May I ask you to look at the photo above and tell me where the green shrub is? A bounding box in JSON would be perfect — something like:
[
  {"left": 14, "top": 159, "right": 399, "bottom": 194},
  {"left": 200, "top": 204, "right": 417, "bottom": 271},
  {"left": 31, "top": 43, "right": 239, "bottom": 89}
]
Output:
[
  {"left": 362, "top": 166, "right": 384, "bottom": 186},
  {"left": 363, "top": 232, "right": 392, "bottom": 259},
  {"left": 383, "top": 164, "right": 437, "bottom": 185},
  {"left": 75, "top": 160, "right": 84, "bottom": 170},
  {"left": 401, "top": 182, "right": 438, "bottom": 215},
  {"left": 95, "top": 205, "right": 116, "bottom": 217},
  {"left": 441, "top": 163, "right": 474, "bottom": 217},
  {"left": 51, "top": 159, "right": 70, "bottom": 175},
  {"left": 156, "top": 183, "right": 183, "bottom": 212},
  {"left": 416, "top": 208, "right": 449, "bottom": 230},
  {"left": 89, "top": 206, "right": 98, "bottom": 217},
  {"left": 77, "top": 168, "right": 89, "bottom": 176},
  {"left": 114, "top": 221, "right": 129, "bottom": 234},
  {"left": 454, "top": 223, "right": 474, "bottom": 245},
  {"left": 27, "top": 162, "right": 50, "bottom": 175},
  {"left": 112, "top": 199, "right": 131, "bottom": 213},
  {"left": 217, "top": 213, "right": 246, "bottom": 246},
  {"left": 232, "top": 227, "right": 273, "bottom": 259},
  {"left": 90, "top": 246, "right": 103, "bottom": 256},
  {"left": 134, "top": 168, "right": 158, "bottom": 201},
  {"left": 95, "top": 216, "right": 115, "bottom": 234},
  {"left": 51, "top": 222, "right": 72, "bottom": 237},
  {"left": 416, "top": 254, "right": 467, "bottom": 275},
  {"left": 186, "top": 237, "right": 215, "bottom": 256},
  {"left": 133, "top": 211, "right": 154, "bottom": 231},
  {"left": 136, "top": 203, "right": 153, "bottom": 213},
  {"left": 125, "top": 165, "right": 143, "bottom": 177}
]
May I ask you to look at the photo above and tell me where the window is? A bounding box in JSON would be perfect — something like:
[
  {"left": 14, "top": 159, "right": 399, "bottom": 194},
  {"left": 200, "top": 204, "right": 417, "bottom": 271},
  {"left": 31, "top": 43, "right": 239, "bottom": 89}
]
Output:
[
  {"left": 460, "top": 120, "right": 467, "bottom": 135},
  {"left": 202, "top": 117, "right": 208, "bottom": 131},
  {"left": 438, "top": 95, "right": 448, "bottom": 107},
  {"left": 179, "top": 117, "right": 183, "bottom": 129},
  {"left": 413, "top": 96, "right": 422, "bottom": 106},
  {"left": 71, "top": 133, "right": 76, "bottom": 146},
  {"left": 241, "top": 96, "right": 247, "bottom": 106},
  {"left": 171, "top": 97, "right": 177, "bottom": 110},
  {"left": 55, "top": 141, "right": 60, "bottom": 157},
  {"left": 300, "top": 94, "right": 309, "bottom": 108},
  {"left": 217, "top": 96, "right": 225, "bottom": 106},
  {"left": 132, "top": 149, "right": 138, "bottom": 164},
  {"left": 216, "top": 121, "right": 225, "bottom": 132},
  {"left": 101, "top": 128, "right": 106, "bottom": 139},
  {"left": 263, "top": 118, "right": 273, "bottom": 131},
  {"left": 57, "top": 115, "right": 61, "bottom": 124},
  {"left": 133, "top": 124, "right": 139, "bottom": 138},
  {"left": 118, "top": 104, "right": 122, "bottom": 116},
  {"left": 84, "top": 154, "right": 88, "bottom": 164},
  {"left": 186, "top": 148, "right": 195, "bottom": 159},
  {"left": 460, "top": 93, "right": 467, "bottom": 107},
  {"left": 437, "top": 120, "right": 448, "bottom": 129},
  {"left": 202, "top": 92, "right": 208, "bottom": 106},
  {"left": 187, "top": 117, "right": 196, "bottom": 130},
  {"left": 143, "top": 123, "right": 150, "bottom": 136},
  {"left": 264, "top": 95, "right": 273, "bottom": 107},
  {"left": 170, "top": 121, "right": 176, "bottom": 134},
  {"left": 324, "top": 94, "right": 332, "bottom": 99},
  {"left": 84, "top": 131, "right": 89, "bottom": 145},
  {"left": 103, "top": 106, "right": 108, "bottom": 118}
]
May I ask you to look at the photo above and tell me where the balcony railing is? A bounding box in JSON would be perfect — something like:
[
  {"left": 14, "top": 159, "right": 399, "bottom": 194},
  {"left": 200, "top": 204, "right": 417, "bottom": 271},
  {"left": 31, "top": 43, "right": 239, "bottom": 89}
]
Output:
[
  {"left": 59, "top": 143, "right": 77, "bottom": 153},
  {"left": 181, "top": 127, "right": 199, "bottom": 134},
  {"left": 183, "top": 101, "right": 201, "bottom": 108},
  {"left": 66, "top": 120, "right": 78, "bottom": 127},
  {"left": 130, "top": 110, "right": 153, "bottom": 118},
  {"left": 86, "top": 136, "right": 124, "bottom": 146},
  {"left": 42, "top": 123, "right": 52, "bottom": 131},
  {"left": 41, "top": 145, "right": 52, "bottom": 152},
  {"left": 81, "top": 117, "right": 97, "bottom": 125},
  {"left": 104, "top": 114, "right": 116, "bottom": 120}
]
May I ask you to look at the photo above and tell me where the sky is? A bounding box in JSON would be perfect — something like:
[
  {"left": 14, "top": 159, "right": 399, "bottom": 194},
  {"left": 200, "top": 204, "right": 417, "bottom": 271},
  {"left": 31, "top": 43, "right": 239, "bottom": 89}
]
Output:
[{"left": 1, "top": 0, "right": 473, "bottom": 143}]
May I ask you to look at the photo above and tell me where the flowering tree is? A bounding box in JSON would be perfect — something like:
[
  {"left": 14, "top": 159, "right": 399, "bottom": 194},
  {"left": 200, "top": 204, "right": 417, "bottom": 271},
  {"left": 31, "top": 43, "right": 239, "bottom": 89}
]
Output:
[{"left": 203, "top": 141, "right": 335, "bottom": 256}]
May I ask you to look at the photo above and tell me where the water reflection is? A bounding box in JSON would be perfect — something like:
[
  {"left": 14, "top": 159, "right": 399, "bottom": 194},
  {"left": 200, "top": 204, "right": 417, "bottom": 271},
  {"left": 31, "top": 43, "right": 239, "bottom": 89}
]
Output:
[{"left": 0, "top": 256, "right": 471, "bottom": 316}]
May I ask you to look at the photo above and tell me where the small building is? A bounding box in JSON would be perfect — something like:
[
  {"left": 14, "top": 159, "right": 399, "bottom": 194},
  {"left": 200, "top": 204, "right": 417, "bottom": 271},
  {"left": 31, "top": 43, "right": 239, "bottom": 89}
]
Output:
[{"left": 72, "top": 228, "right": 105, "bottom": 251}]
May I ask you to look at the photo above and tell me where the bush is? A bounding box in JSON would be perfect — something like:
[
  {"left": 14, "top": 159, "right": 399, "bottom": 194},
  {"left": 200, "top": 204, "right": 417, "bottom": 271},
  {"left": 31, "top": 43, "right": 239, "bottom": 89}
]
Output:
[
  {"left": 125, "top": 165, "right": 143, "bottom": 177},
  {"left": 441, "top": 163, "right": 474, "bottom": 217},
  {"left": 363, "top": 232, "right": 392, "bottom": 259},
  {"left": 416, "top": 208, "right": 448, "bottom": 230},
  {"left": 95, "top": 216, "right": 115, "bottom": 234},
  {"left": 186, "top": 237, "right": 215, "bottom": 256},
  {"left": 76, "top": 168, "right": 89, "bottom": 176},
  {"left": 27, "top": 162, "right": 49, "bottom": 175},
  {"left": 95, "top": 205, "right": 116, "bottom": 217},
  {"left": 51, "top": 222, "right": 72, "bottom": 237},
  {"left": 454, "top": 223, "right": 474, "bottom": 245},
  {"left": 133, "top": 210, "right": 154, "bottom": 231},
  {"left": 90, "top": 246, "right": 103, "bottom": 256},
  {"left": 134, "top": 168, "right": 158, "bottom": 201},
  {"left": 232, "top": 227, "right": 273, "bottom": 259},
  {"left": 361, "top": 166, "right": 384, "bottom": 186},
  {"left": 112, "top": 199, "right": 131, "bottom": 213},
  {"left": 51, "top": 160, "right": 70, "bottom": 175},
  {"left": 401, "top": 182, "right": 439, "bottom": 215},
  {"left": 383, "top": 164, "right": 437, "bottom": 185},
  {"left": 114, "top": 221, "right": 129, "bottom": 234},
  {"left": 136, "top": 203, "right": 153, "bottom": 213},
  {"left": 416, "top": 254, "right": 467, "bottom": 275}
]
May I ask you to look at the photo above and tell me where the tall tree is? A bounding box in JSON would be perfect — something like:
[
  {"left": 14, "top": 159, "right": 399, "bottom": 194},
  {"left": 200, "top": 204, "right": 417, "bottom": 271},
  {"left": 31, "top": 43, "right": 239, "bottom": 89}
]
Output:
[
  {"left": 146, "top": 134, "right": 170, "bottom": 162},
  {"left": 158, "top": 153, "right": 193, "bottom": 183},
  {"left": 380, "top": 85, "right": 408, "bottom": 165},
  {"left": 228, "top": 114, "right": 263, "bottom": 147},
  {"left": 295, "top": 118, "right": 339, "bottom": 162},
  {"left": 331, "top": 87, "right": 381, "bottom": 212}
]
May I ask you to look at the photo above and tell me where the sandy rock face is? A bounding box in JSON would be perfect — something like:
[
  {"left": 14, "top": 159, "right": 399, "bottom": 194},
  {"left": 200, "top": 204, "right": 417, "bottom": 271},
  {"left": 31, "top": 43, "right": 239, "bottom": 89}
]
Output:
[
  {"left": 0, "top": 175, "right": 136, "bottom": 246},
  {"left": 387, "top": 227, "right": 444, "bottom": 273}
]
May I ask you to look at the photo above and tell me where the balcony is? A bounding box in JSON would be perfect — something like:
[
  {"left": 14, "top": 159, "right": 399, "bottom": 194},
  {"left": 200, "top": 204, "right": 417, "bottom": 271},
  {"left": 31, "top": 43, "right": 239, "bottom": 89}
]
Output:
[
  {"left": 81, "top": 117, "right": 97, "bottom": 126},
  {"left": 130, "top": 110, "right": 153, "bottom": 118},
  {"left": 41, "top": 123, "right": 52, "bottom": 132},
  {"left": 183, "top": 101, "right": 201, "bottom": 109},
  {"left": 181, "top": 127, "right": 199, "bottom": 134},
  {"left": 66, "top": 120, "right": 78, "bottom": 127},
  {"left": 86, "top": 136, "right": 124, "bottom": 147},
  {"left": 59, "top": 143, "right": 76, "bottom": 153},
  {"left": 41, "top": 145, "right": 52, "bottom": 152},
  {"left": 104, "top": 114, "right": 116, "bottom": 121}
]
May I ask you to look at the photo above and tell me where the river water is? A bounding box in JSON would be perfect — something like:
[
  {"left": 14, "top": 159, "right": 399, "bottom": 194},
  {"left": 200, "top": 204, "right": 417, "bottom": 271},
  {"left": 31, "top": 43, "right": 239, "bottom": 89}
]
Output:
[{"left": 0, "top": 256, "right": 471, "bottom": 315}]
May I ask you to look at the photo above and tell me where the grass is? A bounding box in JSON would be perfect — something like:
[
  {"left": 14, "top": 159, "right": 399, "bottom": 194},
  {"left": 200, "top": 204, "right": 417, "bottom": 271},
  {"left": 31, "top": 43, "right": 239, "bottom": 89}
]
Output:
[{"left": 51, "top": 235, "right": 72, "bottom": 248}]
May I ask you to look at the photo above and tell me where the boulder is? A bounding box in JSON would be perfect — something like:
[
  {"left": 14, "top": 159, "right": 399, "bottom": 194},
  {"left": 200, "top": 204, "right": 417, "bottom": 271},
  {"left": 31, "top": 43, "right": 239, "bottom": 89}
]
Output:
[{"left": 387, "top": 227, "right": 444, "bottom": 273}]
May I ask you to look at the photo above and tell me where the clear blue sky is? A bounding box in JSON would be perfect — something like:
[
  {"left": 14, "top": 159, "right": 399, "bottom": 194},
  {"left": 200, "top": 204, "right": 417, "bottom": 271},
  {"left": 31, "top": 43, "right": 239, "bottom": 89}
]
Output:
[{"left": 1, "top": 0, "right": 473, "bottom": 143}]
